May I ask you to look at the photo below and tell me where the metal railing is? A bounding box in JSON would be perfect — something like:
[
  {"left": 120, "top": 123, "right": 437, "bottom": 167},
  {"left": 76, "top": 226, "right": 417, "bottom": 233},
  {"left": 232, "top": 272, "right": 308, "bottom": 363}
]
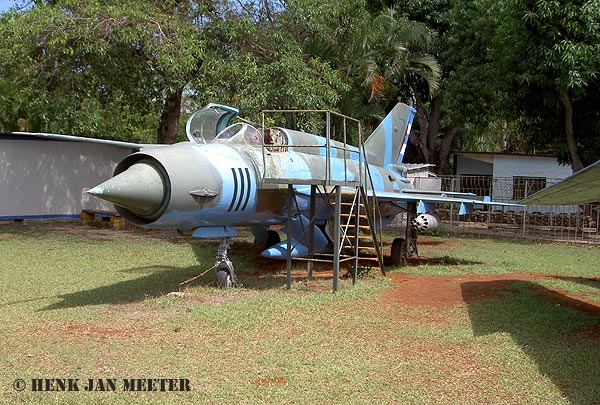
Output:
[
  {"left": 259, "top": 109, "right": 363, "bottom": 187},
  {"left": 407, "top": 175, "right": 600, "bottom": 243}
]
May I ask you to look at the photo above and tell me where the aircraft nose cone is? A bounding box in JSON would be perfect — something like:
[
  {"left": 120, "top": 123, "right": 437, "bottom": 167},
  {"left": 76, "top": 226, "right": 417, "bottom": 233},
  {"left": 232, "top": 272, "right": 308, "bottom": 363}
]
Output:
[{"left": 88, "top": 161, "right": 166, "bottom": 217}]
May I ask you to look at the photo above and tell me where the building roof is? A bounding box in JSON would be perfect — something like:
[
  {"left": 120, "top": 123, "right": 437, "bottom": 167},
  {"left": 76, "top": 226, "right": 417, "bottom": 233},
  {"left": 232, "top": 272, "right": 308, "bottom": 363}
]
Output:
[
  {"left": 451, "top": 151, "right": 558, "bottom": 158},
  {"left": 404, "top": 163, "right": 436, "bottom": 171}
]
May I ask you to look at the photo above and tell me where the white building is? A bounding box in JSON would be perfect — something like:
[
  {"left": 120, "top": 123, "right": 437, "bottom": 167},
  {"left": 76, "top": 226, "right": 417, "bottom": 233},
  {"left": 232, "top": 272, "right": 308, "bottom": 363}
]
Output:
[
  {"left": 0, "top": 134, "right": 134, "bottom": 220},
  {"left": 452, "top": 152, "right": 573, "bottom": 203}
]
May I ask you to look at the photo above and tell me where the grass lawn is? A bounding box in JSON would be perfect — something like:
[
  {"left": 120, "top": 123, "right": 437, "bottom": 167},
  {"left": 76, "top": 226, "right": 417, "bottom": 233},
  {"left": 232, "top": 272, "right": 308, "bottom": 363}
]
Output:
[{"left": 1, "top": 220, "right": 599, "bottom": 404}]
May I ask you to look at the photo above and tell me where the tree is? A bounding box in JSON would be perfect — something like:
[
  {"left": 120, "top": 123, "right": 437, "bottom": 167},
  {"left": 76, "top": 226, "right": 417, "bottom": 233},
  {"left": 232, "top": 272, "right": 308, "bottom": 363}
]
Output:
[
  {"left": 184, "top": 0, "right": 358, "bottom": 137},
  {"left": 352, "top": 8, "right": 440, "bottom": 118},
  {"left": 0, "top": 0, "right": 207, "bottom": 143},
  {"left": 491, "top": 0, "right": 600, "bottom": 171},
  {"left": 389, "top": 0, "right": 509, "bottom": 173},
  {"left": 1, "top": 0, "right": 443, "bottom": 148},
  {"left": 296, "top": 4, "right": 441, "bottom": 138}
]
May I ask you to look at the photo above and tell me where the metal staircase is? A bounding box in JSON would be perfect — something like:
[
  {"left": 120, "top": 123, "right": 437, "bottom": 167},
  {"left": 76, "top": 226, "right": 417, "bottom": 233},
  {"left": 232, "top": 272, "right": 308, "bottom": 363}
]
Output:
[
  {"left": 336, "top": 187, "right": 384, "bottom": 280},
  {"left": 259, "top": 109, "right": 385, "bottom": 291}
]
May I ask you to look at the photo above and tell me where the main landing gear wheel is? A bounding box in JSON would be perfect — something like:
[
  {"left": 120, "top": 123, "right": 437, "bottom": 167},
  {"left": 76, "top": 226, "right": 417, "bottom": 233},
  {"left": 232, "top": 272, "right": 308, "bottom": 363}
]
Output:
[{"left": 390, "top": 237, "right": 406, "bottom": 266}]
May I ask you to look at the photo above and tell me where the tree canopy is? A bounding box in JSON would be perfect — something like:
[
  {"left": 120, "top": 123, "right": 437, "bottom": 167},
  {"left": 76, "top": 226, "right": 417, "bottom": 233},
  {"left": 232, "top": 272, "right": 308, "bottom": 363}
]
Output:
[
  {"left": 0, "top": 0, "right": 599, "bottom": 171},
  {"left": 490, "top": 0, "right": 600, "bottom": 171}
]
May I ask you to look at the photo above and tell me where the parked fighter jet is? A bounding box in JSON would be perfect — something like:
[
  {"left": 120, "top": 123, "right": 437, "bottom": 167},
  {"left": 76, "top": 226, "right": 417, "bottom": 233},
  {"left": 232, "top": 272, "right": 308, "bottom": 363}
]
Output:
[
  {"left": 80, "top": 102, "right": 518, "bottom": 287},
  {"left": 10, "top": 102, "right": 518, "bottom": 287}
]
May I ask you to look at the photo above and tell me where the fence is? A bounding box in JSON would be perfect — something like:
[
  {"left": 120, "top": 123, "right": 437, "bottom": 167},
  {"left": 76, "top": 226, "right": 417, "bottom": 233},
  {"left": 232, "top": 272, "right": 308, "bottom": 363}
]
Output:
[{"left": 407, "top": 176, "right": 600, "bottom": 243}]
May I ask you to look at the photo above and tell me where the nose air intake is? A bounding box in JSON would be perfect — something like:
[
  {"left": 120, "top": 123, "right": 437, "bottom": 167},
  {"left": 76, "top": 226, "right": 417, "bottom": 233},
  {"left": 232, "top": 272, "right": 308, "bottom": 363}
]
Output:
[{"left": 88, "top": 156, "right": 171, "bottom": 224}]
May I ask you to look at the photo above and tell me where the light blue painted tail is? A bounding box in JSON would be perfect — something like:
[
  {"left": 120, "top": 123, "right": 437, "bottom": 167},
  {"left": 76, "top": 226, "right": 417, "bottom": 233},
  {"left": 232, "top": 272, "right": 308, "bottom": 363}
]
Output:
[{"left": 363, "top": 103, "right": 416, "bottom": 166}]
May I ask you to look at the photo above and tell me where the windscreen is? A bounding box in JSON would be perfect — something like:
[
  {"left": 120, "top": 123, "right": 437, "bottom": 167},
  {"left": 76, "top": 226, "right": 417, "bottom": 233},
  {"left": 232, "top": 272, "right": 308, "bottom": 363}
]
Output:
[{"left": 186, "top": 104, "right": 239, "bottom": 144}]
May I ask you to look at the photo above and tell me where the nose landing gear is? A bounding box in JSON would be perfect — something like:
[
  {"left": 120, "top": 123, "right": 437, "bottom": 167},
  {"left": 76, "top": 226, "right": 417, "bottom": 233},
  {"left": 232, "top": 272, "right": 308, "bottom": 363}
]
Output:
[
  {"left": 214, "top": 238, "right": 237, "bottom": 288},
  {"left": 178, "top": 237, "right": 238, "bottom": 290}
]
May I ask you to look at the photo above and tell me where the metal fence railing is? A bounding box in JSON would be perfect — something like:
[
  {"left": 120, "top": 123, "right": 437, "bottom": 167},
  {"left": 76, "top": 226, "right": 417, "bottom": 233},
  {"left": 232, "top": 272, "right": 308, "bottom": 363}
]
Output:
[{"left": 404, "top": 176, "right": 600, "bottom": 243}]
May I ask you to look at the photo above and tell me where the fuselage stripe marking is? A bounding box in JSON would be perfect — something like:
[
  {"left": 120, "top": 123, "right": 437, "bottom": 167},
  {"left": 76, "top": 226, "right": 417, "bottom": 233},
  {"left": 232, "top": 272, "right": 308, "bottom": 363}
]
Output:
[
  {"left": 234, "top": 167, "right": 245, "bottom": 211},
  {"left": 241, "top": 167, "right": 252, "bottom": 211},
  {"left": 227, "top": 168, "right": 238, "bottom": 212}
]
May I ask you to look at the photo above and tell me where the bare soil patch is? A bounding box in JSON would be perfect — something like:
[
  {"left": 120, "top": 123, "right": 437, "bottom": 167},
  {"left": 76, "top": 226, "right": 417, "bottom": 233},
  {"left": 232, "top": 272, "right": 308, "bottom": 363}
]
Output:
[
  {"left": 383, "top": 272, "right": 600, "bottom": 318},
  {"left": 252, "top": 376, "right": 288, "bottom": 386},
  {"left": 22, "top": 319, "right": 151, "bottom": 340},
  {"left": 383, "top": 272, "right": 547, "bottom": 309}
]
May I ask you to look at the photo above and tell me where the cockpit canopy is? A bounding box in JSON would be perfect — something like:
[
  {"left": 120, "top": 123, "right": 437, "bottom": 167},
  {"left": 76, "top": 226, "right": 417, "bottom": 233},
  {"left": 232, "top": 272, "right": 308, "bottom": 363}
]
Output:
[
  {"left": 186, "top": 103, "right": 288, "bottom": 149},
  {"left": 214, "top": 122, "right": 263, "bottom": 145},
  {"left": 186, "top": 103, "right": 239, "bottom": 144}
]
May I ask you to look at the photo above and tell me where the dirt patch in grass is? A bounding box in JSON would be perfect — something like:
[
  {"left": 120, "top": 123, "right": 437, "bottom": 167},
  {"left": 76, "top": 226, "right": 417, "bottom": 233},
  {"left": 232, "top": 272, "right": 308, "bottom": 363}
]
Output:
[
  {"left": 569, "top": 323, "right": 600, "bottom": 341},
  {"left": 383, "top": 272, "right": 600, "bottom": 319},
  {"left": 252, "top": 376, "right": 288, "bottom": 386},
  {"left": 23, "top": 320, "right": 151, "bottom": 340},
  {"left": 55, "top": 322, "right": 151, "bottom": 339},
  {"left": 383, "top": 272, "right": 547, "bottom": 309}
]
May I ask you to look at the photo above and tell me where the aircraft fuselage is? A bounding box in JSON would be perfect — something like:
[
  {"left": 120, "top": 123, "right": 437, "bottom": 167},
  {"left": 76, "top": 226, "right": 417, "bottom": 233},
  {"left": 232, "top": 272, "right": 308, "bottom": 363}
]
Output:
[{"left": 97, "top": 132, "right": 411, "bottom": 231}]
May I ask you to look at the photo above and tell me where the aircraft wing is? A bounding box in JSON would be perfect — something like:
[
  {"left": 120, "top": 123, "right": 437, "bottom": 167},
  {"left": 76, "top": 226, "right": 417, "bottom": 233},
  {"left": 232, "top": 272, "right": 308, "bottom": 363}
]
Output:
[
  {"left": 8, "top": 131, "right": 154, "bottom": 149},
  {"left": 520, "top": 160, "right": 600, "bottom": 205},
  {"left": 370, "top": 188, "right": 522, "bottom": 214}
]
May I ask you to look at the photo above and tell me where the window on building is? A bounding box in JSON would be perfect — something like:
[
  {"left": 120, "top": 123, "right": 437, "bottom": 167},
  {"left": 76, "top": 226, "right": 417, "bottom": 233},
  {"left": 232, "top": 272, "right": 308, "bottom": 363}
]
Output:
[
  {"left": 459, "top": 175, "right": 493, "bottom": 197},
  {"left": 513, "top": 177, "right": 547, "bottom": 200}
]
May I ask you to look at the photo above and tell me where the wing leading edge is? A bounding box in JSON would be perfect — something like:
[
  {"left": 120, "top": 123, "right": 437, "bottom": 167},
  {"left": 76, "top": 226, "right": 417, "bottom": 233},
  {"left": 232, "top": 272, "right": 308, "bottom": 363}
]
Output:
[
  {"left": 371, "top": 189, "right": 523, "bottom": 215},
  {"left": 9, "top": 131, "right": 153, "bottom": 149}
]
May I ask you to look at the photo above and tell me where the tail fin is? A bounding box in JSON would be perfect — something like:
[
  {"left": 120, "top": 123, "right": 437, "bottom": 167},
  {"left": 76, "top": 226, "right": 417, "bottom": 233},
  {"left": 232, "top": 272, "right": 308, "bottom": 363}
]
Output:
[{"left": 363, "top": 103, "right": 416, "bottom": 167}]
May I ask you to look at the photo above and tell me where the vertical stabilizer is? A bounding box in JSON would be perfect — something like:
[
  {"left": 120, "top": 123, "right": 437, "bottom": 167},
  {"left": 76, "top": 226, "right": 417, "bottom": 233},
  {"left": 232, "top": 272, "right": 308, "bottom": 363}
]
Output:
[{"left": 363, "top": 103, "right": 416, "bottom": 166}]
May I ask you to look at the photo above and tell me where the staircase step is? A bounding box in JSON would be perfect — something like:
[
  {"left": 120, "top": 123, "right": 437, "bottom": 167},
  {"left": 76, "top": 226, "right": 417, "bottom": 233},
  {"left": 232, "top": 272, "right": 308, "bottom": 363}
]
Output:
[
  {"left": 339, "top": 212, "right": 368, "bottom": 217},
  {"left": 340, "top": 224, "right": 371, "bottom": 233},
  {"left": 326, "top": 187, "right": 384, "bottom": 274},
  {"left": 344, "top": 234, "right": 374, "bottom": 239}
]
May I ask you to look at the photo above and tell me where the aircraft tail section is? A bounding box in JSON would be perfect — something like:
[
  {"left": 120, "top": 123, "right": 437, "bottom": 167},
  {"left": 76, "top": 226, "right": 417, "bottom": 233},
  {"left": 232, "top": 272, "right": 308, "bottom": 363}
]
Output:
[{"left": 363, "top": 103, "right": 416, "bottom": 167}]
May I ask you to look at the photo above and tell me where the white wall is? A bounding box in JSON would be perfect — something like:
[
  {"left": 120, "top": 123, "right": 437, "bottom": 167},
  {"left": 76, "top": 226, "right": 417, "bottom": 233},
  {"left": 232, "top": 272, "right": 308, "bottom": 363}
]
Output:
[
  {"left": 455, "top": 154, "right": 494, "bottom": 176},
  {"left": 492, "top": 155, "right": 572, "bottom": 179},
  {"left": 0, "top": 138, "right": 133, "bottom": 218},
  {"left": 491, "top": 155, "right": 572, "bottom": 203}
]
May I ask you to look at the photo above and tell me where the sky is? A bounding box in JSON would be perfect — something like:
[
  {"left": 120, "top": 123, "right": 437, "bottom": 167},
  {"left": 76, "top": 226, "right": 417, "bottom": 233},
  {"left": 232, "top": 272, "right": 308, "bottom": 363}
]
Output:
[{"left": 0, "top": 0, "right": 19, "bottom": 13}]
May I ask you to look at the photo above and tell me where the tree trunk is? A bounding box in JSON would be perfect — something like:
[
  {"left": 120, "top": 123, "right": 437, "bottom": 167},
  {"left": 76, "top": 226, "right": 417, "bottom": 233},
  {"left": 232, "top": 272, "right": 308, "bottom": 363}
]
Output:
[
  {"left": 412, "top": 91, "right": 431, "bottom": 163},
  {"left": 439, "top": 125, "right": 460, "bottom": 175},
  {"left": 559, "top": 91, "right": 584, "bottom": 172},
  {"left": 426, "top": 95, "right": 442, "bottom": 161},
  {"left": 157, "top": 87, "right": 183, "bottom": 144}
]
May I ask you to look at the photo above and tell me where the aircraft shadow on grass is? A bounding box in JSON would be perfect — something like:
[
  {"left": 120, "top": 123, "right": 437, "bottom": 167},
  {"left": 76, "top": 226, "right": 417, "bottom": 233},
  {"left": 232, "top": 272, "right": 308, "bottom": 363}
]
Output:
[
  {"left": 462, "top": 280, "right": 600, "bottom": 404},
  {"left": 42, "top": 264, "right": 205, "bottom": 311},
  {"left": 41, "top": 240, "right": 320, "bottom": 311},
  {"left": 552, "top": 275, "right": 600, "bottom": 291}
]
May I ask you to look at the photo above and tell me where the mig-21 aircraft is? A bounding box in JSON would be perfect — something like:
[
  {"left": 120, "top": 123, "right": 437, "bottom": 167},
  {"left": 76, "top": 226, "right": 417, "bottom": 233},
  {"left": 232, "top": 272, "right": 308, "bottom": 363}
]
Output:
[{"left": 14, "top": 102, "right": 520, "bottom": 287}]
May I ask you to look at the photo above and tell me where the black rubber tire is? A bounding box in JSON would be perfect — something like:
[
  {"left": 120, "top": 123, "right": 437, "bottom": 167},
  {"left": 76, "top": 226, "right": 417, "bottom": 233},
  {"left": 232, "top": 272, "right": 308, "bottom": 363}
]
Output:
[
  {"left": 390, "top": 237, "right": 406, "bottom": 266},
  {"left": 266, "top": 230, "right": 281, "bottom": 247},
  {"left": 216, "top": 269, "right": 232, "bottom": 288}
]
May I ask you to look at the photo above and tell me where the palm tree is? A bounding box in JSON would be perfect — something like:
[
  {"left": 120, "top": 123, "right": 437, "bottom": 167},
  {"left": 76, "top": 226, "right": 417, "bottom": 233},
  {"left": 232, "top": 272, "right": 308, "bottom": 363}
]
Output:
[
  {"left": 340, "top": 7, "right": 441, "bottom": 129},
  {"left": 362, "top": 8, "right": 440, "bottom": 101}
]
